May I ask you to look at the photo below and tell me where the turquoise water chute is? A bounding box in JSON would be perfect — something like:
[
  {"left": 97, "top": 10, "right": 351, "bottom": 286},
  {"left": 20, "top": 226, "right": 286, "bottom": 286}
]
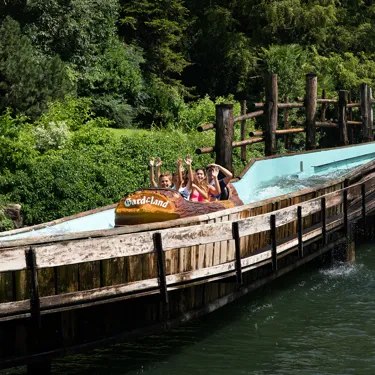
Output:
[{"left": 1, "top": 142, "right": 375, "bottom": 242}]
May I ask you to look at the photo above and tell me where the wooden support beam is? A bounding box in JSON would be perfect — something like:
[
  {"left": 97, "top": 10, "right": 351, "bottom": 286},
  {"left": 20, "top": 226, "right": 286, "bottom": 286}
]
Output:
[
  {"left": 215, "top": 104, "right": 234, "bottom": 170},
  {"left": 153, "top": 233, "right": 169, "bottom": 320},
  {"left": 343, "top": 188, "right": 349, "bottom": 236},
  {"left": 321, "top": 197, "right": 327, "bottom": 246},
  {"left": 232, "top": 138, "right": 264, "bottom": 148},
  {"left": 249, "top": 128, "right": 305, "bottom": 137},
  {"left": 234, "top": 110, "right": 263, "bottom": 122},
  {"left": 240, "top": 100, "right": 247, "bottom": 161},
  {"left": 361, "top": 83, "right": 372, "bottom": 142},
  {"left": 338, "top": 90, "right": 349, "bottom": 146},
  {"left": 196, "top": 146, "right": 215, "bottom": 155},
  {"left": 305, "top": 74, "right": 317, "bottom": 150},
  {"left": 321, "top": 89, "right": 326, "bottom": 121},
  {"left": 197, "top": 123, "right": 215, "bottom": 132},
  {"left": 348, "top": 92, "right": 354, "bottom": 144},
  {"left": 297, "top": 206, "right": 303, "bottom": 257},
  {"left": 270, "top": 214, "right": 277, "bottom": 270},
  {"left": 361, "top": 183, "right": 366, "bottom": 231},
  {"left": 264, "top": 74, "right": 278, "bottom": 156},
  {"left": 232, "top": 222, "right": 243, "bottom": 286},
  {"left": 284, "top": 95, "right": 290, "bottom": 151}
]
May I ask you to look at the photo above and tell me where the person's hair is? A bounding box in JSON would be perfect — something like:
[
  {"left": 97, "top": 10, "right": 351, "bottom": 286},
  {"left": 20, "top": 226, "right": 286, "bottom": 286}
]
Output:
[
  {"left": 195, "top": 167, "right": 206, "bottom": 175},
  {"left": 193, "top": 169, "right": 208, "bottom": 188},
  {"left": 159, "top": 172, "right": 172, "bottom": 181}
]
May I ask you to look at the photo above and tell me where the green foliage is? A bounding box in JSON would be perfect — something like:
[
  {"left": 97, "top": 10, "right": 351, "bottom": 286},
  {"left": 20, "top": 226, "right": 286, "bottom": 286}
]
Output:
[
  {"left": 260, "top": 44, "right": 310, "bottom": 98},
  {"left": 38, "top": 96, "right": 93, "bottom": 131},
  {"left": 33, "top": 121, "right": 71, "bottom": 152},
  {"left": 24, "top": 0, "right": 120, "bottom": 66},
  {"left": 121, "top": 0, "right": 190, "bottom": 80},
  {"left": 0, "top": 17, "right": 73, "bottom": 118},
  {"left": 0, "top": 109, "right": 38, "bottom": 173},
  {"left": 0, "top": 126, "right": 261, "bottom": 225}
]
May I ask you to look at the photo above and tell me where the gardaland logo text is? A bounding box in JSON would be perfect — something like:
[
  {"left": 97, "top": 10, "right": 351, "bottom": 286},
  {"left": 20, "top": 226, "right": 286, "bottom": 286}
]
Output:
[{"left": 124, "top": 195, "right": 169, "bottom": 208}]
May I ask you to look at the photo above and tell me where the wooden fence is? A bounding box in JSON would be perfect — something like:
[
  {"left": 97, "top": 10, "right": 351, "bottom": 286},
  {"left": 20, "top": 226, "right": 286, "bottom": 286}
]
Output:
[{"left": 196, "top": 74, "right": 375, "bottom": 170}]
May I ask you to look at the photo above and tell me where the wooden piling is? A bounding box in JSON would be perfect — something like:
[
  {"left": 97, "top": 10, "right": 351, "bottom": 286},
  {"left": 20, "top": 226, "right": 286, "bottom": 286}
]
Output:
[
  {"left": 284, "top": 95, "right": 290, "bottom": 151},
  {"left": 321, "top": 89, "right": 326, "bottom": 121},
  {"left": 338, "top": 90, "right": 349, "bottom": 146},
  {"left": 264, "top": 74, "right": 278, "bottom": 156},
  {"left": 305, "top": 74, "right": 317, "bottom": 150},
  {"left": 240, "top": 100, "right": 247, "bottom": 162},
  {"left": 360, "top": 83, "right": 372, "bottom": 142},
  {"left": 215, "top": 104, "right": 234, "bottom": 170}
]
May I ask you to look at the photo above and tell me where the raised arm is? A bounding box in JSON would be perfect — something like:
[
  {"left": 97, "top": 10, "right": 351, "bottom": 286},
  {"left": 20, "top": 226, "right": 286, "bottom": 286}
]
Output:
[
  {"left": 208, "top": 166, "right": 221, "bottom": 196},
  {"left": 156, "top": 157, "right": 162, "bottom": 181},
  {"left": 184, "top": 155, "right": 194, "bottom": 191},
  {"left": 175, "top": 158, "right": 183, "bottom": 191},
  {"left": 208, "top": 163, "right": 233, "bottom": 184},
  {"left": 149, "top": 157, "right": 157, "bottom": 187}
]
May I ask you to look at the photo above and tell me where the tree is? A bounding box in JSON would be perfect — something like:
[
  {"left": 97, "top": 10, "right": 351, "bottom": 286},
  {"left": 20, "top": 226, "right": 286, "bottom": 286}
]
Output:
[
  {"left": 0, "top": 17, "right": 73, "bottom": 118},
  {"left": 120, "top": 0, "right": 190, "bottom": 82}
]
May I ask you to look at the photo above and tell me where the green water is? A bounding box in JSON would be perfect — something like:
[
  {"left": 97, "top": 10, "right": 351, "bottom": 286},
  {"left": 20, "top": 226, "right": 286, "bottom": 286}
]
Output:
[{"left": 4, "top": 243, "right": 375, "bottom": 375}]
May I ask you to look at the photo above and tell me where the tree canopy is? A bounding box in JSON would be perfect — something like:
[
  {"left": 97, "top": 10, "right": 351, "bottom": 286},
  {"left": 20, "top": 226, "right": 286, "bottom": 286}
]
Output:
[{"left": 1, "top": 0, "right": 375, "bottom": 125}]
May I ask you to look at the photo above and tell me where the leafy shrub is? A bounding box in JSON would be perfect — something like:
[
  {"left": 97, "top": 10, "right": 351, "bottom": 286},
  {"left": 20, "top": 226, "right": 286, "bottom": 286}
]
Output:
[
  {"left": 0, "top": 127, "right": 262, "bottom": 225},
  {"left": 33, "top": 121, "right": 71, "bottom": 152}
]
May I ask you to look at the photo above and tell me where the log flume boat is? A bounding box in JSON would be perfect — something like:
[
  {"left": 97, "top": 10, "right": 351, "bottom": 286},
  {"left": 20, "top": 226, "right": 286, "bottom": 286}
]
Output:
[{"left": 114, "top": 185, "right": 244, "bottom": 226}]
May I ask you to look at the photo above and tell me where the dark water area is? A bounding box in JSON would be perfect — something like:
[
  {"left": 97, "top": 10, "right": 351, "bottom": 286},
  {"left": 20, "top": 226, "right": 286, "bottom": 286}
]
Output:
[{"left": 4, "top": 243, "right": 375, "bottom": 375}]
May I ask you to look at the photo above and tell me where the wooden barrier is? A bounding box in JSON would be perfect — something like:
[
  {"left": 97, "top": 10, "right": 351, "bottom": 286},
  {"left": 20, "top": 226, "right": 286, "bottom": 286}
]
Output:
[{"left": 196, "top": 75, "right": 374, "bottom": 163}]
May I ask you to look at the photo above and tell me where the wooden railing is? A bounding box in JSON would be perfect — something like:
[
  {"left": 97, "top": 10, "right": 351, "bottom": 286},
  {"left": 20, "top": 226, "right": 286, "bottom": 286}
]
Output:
[
  {"left": 1, "top": 174, "right": 375, "bottom": 323},
  {"left": 196, "top": 74, "right": 375, "bottom": 170}
]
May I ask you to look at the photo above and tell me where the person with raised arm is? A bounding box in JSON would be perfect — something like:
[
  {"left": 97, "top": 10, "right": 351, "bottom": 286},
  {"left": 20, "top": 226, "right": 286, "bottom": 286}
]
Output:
[
  {"left": 149, "top": 156, "right": 172, "bottom": 188},
  {"left": 206, "top": 163, "right": 233, "bottom": 200},
  {"left": 190, "top": 166, "right": 220, "bottom": 202},
  {"left": 179, "top": 155, "right": 194, "bottom": 200}
]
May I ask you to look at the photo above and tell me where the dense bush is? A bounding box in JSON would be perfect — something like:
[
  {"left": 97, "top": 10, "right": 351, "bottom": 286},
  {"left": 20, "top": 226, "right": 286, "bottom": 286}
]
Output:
[{"left": 0, "top": 121, "right": 262, "bottom": 225}]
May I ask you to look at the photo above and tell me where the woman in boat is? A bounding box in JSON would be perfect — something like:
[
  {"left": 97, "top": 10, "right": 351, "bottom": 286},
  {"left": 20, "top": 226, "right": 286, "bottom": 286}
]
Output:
[
  {"left": 190, "top": 166, "right": 221, "bottom": 202},
  {"left": 207, "top": 163, "right": 233, "bottom": 200},
  {"left": 176, "top": 156, "right": 194, "bottom": 200}
]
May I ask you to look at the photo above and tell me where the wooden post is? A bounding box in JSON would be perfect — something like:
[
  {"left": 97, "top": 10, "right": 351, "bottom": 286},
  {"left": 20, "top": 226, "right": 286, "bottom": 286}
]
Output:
[
  {"left": 232, "top": 222, "right": 243, "bottom": 286},
  {"left": 346, "top": 223, "right": 355, "bottom": 264},
  {"left": 338, "top": 90, "right": 349, "bottom": 146},
  {"left": 343, "top": 187, "right": 349, "bottom": 236},
  {"left": 321, "top": 89, "right": 326, "bottom": 121},
  {"left": 305, "top": 74, "right": 317, "bottom": 150},
  {"left": 153, "top": 232, "right": 169, "bottom": 321},
  {"left": 284, "top": 95, "right": 290, "bottom": 151},
  {"left": 297, "top": 206, "right": 303, "bottom": 257},
  {"left": 270, "top": 214, "right": 277, "bottom": 270},
  {"left": 360, "top": 83, "right": 372, "bottom": 142},
  {"left": 361, "top": 183, "right": 366, "bottom": 232},
  {"left": 348, "top": 92, "right": 354, "bottom": 144},
  {"left": 321, "top": 197, "right": 327, "bottom": 246},
  {"left": 26, "top": 248, "right": 51, "bottom": 375},
  {"left": 215, "top": 104, "right": 234, "bottom": 170},
  {"left": 264, "top": 74, "right": 278, "bottom": 156},
  {"left": 369, "top": 87, "right": 373, "bottom": 140},
  {"left": 240, "top": 100, "right": 247, "bottom": 162}
]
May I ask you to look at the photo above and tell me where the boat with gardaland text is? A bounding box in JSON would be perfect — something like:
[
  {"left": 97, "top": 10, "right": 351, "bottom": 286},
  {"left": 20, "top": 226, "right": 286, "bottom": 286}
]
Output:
[{"left": 114, "top": 185, "right": 244, "bottom": 226}]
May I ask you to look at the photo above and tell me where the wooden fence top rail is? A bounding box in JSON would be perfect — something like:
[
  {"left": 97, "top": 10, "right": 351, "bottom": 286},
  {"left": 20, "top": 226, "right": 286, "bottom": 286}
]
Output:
[{"left": 233, "top": 110, "right": 264, "bottom": 123}]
